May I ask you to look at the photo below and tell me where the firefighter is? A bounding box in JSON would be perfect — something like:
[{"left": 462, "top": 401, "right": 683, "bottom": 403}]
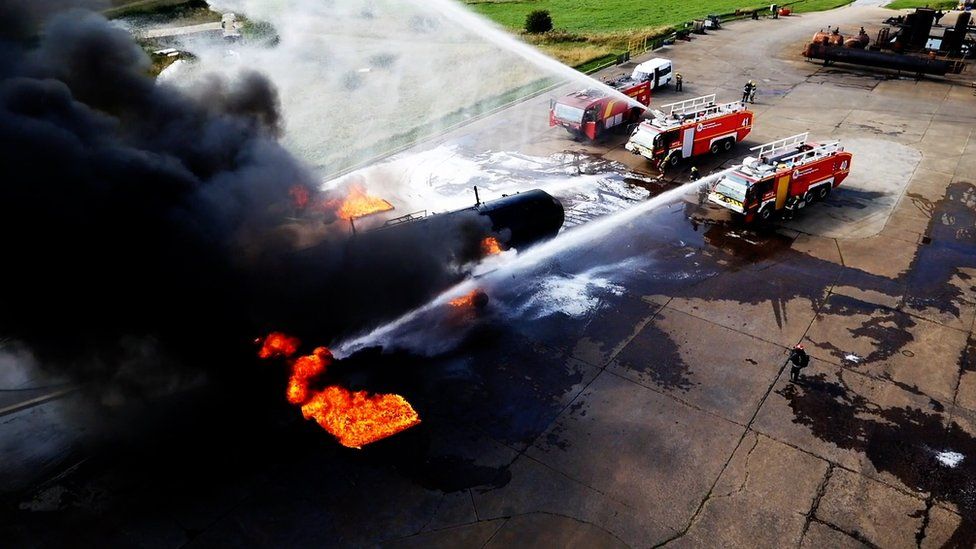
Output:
[
  {"left": 742, "top": 81, "right": 752, "bottom": 103},
  {"left": 748, "top": 80, "right": 757, "bottom": 103},
  {"left": 675, "top": 73, "right": 683, "bottom": 92},
  {"left": 789, "top": 344, "right": 810, "bottom": 382},
  {"left": 661, "top": 148, "right": 678, "bottom": 172},
  {"left": 689, "top": 165, "right": 700, "bottom": 181}
]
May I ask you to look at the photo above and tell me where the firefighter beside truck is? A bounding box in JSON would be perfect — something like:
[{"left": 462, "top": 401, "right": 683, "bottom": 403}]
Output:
[
  {"left": 549, "top": 58, "right": 673, "bottom": 141},
  {"left": 707, "top": 132, "right": 853, "bottom": 222},
  {"left": 625, "top": 94, "right": 753, "bottom": 170}
]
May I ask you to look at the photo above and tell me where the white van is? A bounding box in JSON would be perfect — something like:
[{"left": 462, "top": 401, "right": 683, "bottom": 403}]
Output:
[{"left": 631, "top": 58, "right": 674, "bottom": 90}]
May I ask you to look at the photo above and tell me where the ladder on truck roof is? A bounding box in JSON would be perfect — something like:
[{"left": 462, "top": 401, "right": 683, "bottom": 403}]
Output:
[
  {"left": 659, "top": 94, "right": 716, "bottom": 116},
  {"left": 770, "top": 140, "right": 843, "bottom": 169},
  {"left": 741, "top": 132, "right": 843, "bottom": 175},
  {"left": 750, "top": 132, "right": 809, "bottom": 161}
]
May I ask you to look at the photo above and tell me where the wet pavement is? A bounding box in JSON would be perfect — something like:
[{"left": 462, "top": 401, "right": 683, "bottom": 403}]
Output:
[{"left": 4, "top": 4, "right": 976, "bottom": 548}]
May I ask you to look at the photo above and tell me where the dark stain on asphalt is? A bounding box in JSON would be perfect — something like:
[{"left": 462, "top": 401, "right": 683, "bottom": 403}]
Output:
[
  {"left": 807, "top": 294, "right": 916, "bottom": 364},
  {"left": 612, "top": 311, "right": 694, "bottom": 392},
  {"left": 778, "top": 372, "right": 976, "bottom": 547}
]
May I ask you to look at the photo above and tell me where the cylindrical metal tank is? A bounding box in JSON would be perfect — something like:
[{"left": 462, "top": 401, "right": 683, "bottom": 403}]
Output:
[
  {"left": 804, "top": 43, "right": 950, "bottom": 76},
  {"left": 366, "top": 189, "right": 565, "bottom": 252},
  {"left": 475, "top": 189, "right": 565, "bottom": 249}
]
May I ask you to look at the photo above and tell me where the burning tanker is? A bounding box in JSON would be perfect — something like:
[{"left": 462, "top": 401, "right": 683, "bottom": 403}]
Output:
[{"left": 363, "top": 189, "right": 565, "bottom": 251}]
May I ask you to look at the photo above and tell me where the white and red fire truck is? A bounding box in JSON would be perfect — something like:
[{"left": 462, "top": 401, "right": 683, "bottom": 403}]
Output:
[
  {"left": 707, "top": 133, "right": 853, "bottom": 222},
  {"left": 549, "top": 75, "right": 652, "bottom": 141},
  {"left": 625, "top": 94, "right": 753, "bottom": 169}
]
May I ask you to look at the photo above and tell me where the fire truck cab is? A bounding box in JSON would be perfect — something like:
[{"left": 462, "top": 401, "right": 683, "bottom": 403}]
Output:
[
  {"left": 625, "top": 94, "right": 753, "bottom": 169},
  {"left": 708, "top": 133, "right": 853, "bottom": 222},
  {"left": 549, "top": 75, "right": 652, "bottom": 141}
]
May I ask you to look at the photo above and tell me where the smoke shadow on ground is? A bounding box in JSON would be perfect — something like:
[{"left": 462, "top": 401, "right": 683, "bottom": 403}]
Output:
[{"left": 778, "top": 373, "right": 976, "bottom": 546}]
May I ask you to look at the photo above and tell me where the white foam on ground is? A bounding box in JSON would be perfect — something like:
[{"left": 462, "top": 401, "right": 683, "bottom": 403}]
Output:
[
  {"left": 845, "top": 353, "right": 861, "bottom": 363},
  {"left": 515, "top": 264, "right": 627, "bottom": 320},
  {"left": 936, "top": 451, "right": 964, "bottom": 468}
]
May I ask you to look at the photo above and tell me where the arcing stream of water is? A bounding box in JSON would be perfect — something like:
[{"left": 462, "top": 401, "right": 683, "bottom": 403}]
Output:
[
  {"left": 414, "top": 0, "right": 646, "bottom": 111},
  {"left": 334, "top": 168, "right": 732, "bottom": 357}
]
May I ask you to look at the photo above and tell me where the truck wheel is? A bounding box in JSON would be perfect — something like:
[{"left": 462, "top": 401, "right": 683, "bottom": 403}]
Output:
[
  {"left": 816, "top": 185, "right": 831, "bottom": 200},
  {"left": 758, "top": 206, "right": 773, "bottom": 221},
  {"left": 722, "top": 138, "right": 735, "bottom": 152},
  {"left": 710, "top": 142, "right": 721, "bottom": 154},
  {"left": 669, "top": 153, "right": 682, "bottom": 167},
  {"left": 800, "top": 192, "right": 813, "bottom": 208}
]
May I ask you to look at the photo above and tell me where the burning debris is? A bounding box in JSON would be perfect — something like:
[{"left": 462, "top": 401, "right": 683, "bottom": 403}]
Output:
[
  {"left": 448, "top": 289, "right": 490, "bottom": 309},
  {"left": 289, "top": 182, "right": 393, "bottom": 221},
  {"left": 481, "top": 236, "right": 503, "bottom": 256},
  {"left": 335, "top": 184, "right": 394, "bottom": 220},
  {"left": 258, "top": 333, "right": 420, "bottom": 448}
]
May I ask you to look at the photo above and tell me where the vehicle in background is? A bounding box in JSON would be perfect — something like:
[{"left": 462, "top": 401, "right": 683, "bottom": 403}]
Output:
[
  {"left": 707, "top": 133, "right": 853, "bottom": 222},
  {"left": 549, "top": 78, "right": 650, "bottom": 141},
  {"left": 548, "top": 58, "right": 673, "bottom": 141},
  {"left": 630, "top": 58, "right": 674, "bottom": 90},
  {"left": 625, "top": 94, "right": 753, "bottom": 170}
]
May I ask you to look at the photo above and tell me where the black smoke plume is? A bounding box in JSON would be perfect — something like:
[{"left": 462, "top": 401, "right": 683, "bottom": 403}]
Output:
[{"left": 0, "top": 2, "right": 492, "bottom": 400}]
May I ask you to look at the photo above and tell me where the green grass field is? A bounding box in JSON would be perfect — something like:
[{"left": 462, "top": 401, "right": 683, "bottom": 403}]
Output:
[
  {"left": 467, "top": 0, "right": 853, "bottom": 33},
  {"left": 467, "top": 0, "right": 855, "bottom": 67},
  {"left": 884, "top": 0, "right": 956, "bottom": 9}
]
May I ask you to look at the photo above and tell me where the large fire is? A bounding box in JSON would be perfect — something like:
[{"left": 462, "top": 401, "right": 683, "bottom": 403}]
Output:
[
  {"left": 336, "top": 185, "right": 393, "bottom": 220},
  {"left": 257, "top": 333, "right": 420, "bottom": 448},
  {"left": 481, "top": 236, "right": 503, "bottom": 256}
]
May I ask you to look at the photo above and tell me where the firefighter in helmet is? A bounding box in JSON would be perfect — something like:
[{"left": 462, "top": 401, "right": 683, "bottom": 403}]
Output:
[
  {"left": 789, "top": 344, "right": 810, "bottom": 382},
  {"left": 748, "top": 80, "right": 757, "bottom": 103},
  {"left": 742, "top": 81, "right": 752, "bottom": 103},
  {"left": 661, "top": 148, "right": 678, "bottom": 172},
  {"left": 689, "top": 165, "right": 701, "bottom": 181},
  {"left": 675, "top": 73, "right": 683, "bottom": 92}
]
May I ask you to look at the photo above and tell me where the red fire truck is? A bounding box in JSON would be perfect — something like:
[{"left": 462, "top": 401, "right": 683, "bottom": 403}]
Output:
[
  {"left": 625, "top": 94, "right": 753, "bottom": 170},
  {"left": 707, "top": 133, "right": 853, "bottom": 222},
  {"left": 549, "top": 75, "right": 651, "bottom": 140}
]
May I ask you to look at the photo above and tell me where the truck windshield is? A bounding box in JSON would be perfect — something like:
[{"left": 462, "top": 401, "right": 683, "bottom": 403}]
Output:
[
  {"left": 553, "top": 103, "right": 584, "bottom": 123},
  {"left": 632, "top": 69, "right": 651, "bottom": 82},
  {"left": 629, "top": 126, "right": 658, "bottom": 149},
  {"left": 714, "top": 173, "right": 751, "bottom": 203}
]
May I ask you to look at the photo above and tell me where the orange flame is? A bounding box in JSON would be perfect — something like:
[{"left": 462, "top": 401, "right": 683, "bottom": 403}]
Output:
[
  {"left": 481, "top": 236, "right": 503, "bottom": 256},
  {"left": 257, "top": 332, "right": 300, "bottom": 359},
  {"left": 301, "top": 387, "right": 420, "bottom": 449},
  {"left": 289, "top": 185, "right": 310, "bottom": 209},
  {"left": 336, "top": 185, "right": 393, "bottom": 220},
  {"left": 448, "top": 289, "right": 487, "bottom": 309},
  {"left": 258, "top": 334, "right": 420, "bottom": 448}
]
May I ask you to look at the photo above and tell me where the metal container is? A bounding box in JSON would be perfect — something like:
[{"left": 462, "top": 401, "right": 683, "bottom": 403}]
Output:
[{"left": 805, "top": 43, "right": 950, "bottom": 76}]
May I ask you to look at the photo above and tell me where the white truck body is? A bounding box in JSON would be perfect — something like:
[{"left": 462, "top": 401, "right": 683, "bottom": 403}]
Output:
[{"left": 631, "top": 58, "right": 674, "bottom": 89}]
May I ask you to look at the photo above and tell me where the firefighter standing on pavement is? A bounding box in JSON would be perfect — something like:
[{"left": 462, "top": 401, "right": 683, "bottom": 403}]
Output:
[
  {"left": 675, "top": 73, "right": 683, "bottom": 92},
  {"left": 742, "top": 81, "right": 752, "bottom": 103},
  {"left": 748, "top": 80, "right": 757, "bottom": 103},
  {"left": 789, "top": 344, "right": 810, "bottom": 382},
  {"left": 689, "top": 165, "right": 700, "bottom": 181}
]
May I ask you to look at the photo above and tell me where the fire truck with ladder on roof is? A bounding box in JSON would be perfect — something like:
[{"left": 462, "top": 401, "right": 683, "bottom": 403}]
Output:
[
  {"left": 548, "top": 75, "right": 652, "bottom": 141},
  {"left": 707, "top": 132, "right": 853, "bottom": 222},
  {"left": 625, "top": 94, "right": 753, "bottom": 170}
]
